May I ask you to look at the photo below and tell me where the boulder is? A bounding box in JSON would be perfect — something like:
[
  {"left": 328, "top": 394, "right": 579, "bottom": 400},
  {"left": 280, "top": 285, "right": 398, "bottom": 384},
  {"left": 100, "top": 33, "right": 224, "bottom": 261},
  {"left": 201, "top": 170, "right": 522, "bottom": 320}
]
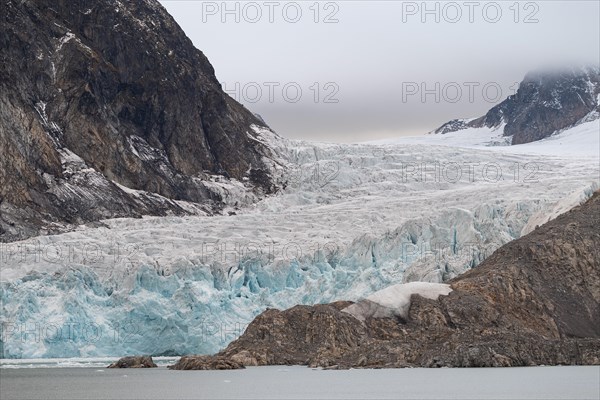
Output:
[
  {"left": 108, "top": 356, "right": 157, "bottom": 368},
  {"left": 168, "top": 355, "right": 244, "bottom": 370}
]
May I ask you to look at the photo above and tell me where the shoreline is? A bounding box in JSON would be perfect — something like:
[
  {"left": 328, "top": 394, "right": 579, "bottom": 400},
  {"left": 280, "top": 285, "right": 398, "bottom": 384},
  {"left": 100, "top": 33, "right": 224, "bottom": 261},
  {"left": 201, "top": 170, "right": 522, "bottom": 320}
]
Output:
[{"left": 2, "top": 356, "right": 598, "bottom": 370}]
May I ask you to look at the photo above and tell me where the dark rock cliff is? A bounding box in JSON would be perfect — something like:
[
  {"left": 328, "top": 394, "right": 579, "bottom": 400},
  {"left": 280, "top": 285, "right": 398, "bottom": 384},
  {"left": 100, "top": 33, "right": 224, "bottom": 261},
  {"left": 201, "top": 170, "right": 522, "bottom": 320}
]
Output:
[
  {"left": 172, "top": 192, "right": 600, "bottom": 369},
  {"left": 0, "top": 0, "right": 279, "bottom": 242},
  {"left": 434, "top": 66, "right": 600, "bottom": 144}
]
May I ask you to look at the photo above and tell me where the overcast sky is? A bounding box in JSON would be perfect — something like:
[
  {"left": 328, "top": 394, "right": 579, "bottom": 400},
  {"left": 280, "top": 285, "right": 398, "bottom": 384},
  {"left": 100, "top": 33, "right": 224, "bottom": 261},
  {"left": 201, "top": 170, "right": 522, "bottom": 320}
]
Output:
[{"left": 159, "top": 1, "right": 600, "bottom": 142}]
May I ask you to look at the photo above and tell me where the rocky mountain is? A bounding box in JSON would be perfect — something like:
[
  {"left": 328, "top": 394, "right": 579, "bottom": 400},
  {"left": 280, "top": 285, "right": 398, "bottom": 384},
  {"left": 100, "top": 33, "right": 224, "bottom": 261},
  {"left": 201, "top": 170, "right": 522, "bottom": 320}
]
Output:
[
  {"left": 0, "top": 0, "right": 280, "bottom": 242},
  {"left": 433, "top": 66, "right": 600, "bottom": 144},
  {"left": 172, "top": 191, "right": 600, "bottom": 369}
]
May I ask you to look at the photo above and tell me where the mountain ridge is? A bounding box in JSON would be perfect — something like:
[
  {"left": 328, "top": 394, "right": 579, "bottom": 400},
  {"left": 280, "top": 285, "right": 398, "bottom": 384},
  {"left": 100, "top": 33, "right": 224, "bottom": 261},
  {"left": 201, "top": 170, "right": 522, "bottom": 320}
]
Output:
[
  {"left": 0, "top": 0, "right": 280, "bottom": 242},
  {"left": 433, "top": 66, "right": 600, "bottom": 144}
]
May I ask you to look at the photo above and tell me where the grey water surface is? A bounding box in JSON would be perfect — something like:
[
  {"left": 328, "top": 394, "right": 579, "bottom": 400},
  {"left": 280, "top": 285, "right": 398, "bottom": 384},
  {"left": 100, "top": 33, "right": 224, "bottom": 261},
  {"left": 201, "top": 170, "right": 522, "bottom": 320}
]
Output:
[{"left": 1, "top": 365, "right": 598, "bottom": 400}]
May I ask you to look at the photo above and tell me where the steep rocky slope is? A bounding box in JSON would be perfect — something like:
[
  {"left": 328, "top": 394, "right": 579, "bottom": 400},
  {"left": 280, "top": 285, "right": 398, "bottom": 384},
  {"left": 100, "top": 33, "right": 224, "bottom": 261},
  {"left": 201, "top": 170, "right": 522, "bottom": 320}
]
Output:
[
  {"left": 172, "top": 192, "right": 600, "bottom": 369},
  {"left": 434, "top": 66, "right": 600, "bottom": 144},
  {"left": 0, "top": 0, "right": 279, "bottom": 242}
]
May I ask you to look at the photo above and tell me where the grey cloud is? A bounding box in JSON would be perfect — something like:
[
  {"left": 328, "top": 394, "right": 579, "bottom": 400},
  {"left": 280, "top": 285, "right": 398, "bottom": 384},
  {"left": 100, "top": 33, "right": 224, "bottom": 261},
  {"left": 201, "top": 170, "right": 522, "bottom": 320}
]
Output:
[{"left": 160, "top": 0, "right": 600, "bottom": 142}]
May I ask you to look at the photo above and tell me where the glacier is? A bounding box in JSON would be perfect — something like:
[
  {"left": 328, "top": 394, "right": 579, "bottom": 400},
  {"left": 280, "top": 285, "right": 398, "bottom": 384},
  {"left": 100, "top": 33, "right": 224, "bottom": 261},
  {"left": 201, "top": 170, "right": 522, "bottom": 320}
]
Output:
[{"left": 1, "top": 124, "right": 599, "bottom": 358}]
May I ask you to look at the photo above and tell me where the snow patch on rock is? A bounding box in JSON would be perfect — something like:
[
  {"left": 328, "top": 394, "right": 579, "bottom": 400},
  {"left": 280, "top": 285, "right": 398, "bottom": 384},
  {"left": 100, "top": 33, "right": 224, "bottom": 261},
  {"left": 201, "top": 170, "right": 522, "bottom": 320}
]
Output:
[{"left": 343, "top": 282, "right": 452, "bottom": 321}]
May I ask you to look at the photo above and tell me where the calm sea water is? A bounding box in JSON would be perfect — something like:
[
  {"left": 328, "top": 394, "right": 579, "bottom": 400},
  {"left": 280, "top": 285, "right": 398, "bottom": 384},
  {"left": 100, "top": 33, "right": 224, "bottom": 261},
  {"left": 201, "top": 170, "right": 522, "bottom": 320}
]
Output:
[{"left": 1, "top": 363, "right": 598, "bottom": 400}]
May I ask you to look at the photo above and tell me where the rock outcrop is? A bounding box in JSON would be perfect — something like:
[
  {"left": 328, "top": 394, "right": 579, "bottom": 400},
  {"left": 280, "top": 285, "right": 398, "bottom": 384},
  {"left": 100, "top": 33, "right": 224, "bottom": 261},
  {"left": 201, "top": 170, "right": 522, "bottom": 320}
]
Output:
[
  {"left": 173, "top": 192, "right": 600, "bottom": 368},
  {"left": 168, "top": 355, "right": 244, "bottom": 370},
  {"left": 107, "top": 356, "right": 157, "bottom": 368},
  {"left": 0, "top": 0, "right": 280, "bottom": 242},
  {"left": 433, "top": 66, "right": 600, "bottom": 144}
]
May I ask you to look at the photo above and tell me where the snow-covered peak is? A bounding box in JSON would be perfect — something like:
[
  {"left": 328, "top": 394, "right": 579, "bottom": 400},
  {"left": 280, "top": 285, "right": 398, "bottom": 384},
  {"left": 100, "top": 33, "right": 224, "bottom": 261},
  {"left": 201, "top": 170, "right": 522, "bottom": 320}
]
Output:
[{"left": 431, "top": 66, "right": 600, "bottom": 145}]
